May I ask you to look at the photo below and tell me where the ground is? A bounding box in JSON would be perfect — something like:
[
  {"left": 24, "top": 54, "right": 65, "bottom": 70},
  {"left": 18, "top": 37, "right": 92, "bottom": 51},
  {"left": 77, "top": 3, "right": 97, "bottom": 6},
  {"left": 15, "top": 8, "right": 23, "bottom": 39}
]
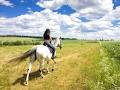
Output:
[{"left": 0, "top": 41, "right": 100, "bottom": 90}]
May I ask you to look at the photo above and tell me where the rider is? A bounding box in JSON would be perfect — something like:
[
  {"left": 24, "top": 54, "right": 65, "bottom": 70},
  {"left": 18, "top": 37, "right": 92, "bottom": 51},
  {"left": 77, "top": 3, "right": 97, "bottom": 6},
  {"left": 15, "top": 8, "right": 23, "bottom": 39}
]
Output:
[{"left": 43, "top": 28, "right": 55, "bottom": 59}]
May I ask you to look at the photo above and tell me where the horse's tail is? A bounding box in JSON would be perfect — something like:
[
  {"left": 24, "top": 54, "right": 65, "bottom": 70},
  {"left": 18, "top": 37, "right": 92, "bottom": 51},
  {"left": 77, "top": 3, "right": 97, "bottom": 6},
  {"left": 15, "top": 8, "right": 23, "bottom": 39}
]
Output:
[{"left": 8, "top": 47, "right": 36, "bottom": 64}]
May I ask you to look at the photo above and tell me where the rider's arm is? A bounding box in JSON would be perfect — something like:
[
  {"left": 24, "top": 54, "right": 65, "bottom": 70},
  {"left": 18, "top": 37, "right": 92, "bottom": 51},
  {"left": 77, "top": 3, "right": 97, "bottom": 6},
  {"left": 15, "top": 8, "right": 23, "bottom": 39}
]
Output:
[{"left": 50, "top": 36, "right": 52, "bottom": 41}]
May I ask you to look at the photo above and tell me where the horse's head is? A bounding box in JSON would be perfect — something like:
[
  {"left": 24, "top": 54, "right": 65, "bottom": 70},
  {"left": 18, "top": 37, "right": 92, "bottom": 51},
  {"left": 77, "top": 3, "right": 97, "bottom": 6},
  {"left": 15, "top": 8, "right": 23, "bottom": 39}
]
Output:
[{"left": 52, "top": 37, "right": 62, "bottom": 49}]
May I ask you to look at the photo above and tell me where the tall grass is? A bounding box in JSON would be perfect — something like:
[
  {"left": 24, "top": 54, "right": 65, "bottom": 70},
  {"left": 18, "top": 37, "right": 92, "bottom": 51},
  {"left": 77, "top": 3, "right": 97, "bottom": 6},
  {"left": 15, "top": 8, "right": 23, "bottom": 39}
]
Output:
[
  {"left": 101, "top": 42, "right": 120, "bottom": 89},
  {"left": 85, "top": 42, "right": 120, "bottom": 90},
  {"left": 102, "top": 42, "right": 120, "bottom": 60}
]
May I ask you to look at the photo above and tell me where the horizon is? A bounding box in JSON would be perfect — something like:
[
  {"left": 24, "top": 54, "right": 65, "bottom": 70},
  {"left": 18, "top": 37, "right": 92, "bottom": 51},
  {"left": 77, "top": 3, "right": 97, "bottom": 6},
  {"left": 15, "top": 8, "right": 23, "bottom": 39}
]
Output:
[{"left": 0, "top": 34, "right": 118, "bottom": 41}]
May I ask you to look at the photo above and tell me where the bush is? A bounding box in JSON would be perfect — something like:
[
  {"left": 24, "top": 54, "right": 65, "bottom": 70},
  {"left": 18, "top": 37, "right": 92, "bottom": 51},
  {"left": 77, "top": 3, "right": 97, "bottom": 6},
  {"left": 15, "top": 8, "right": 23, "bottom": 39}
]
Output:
[
  {"left": 32, "top": 40, "right": 41, "bottom": 45},
  {"left": 13, "top": 40, "right": 23, "bottom": 45},
  {"left": 0, "top": 41, "right": 3, "bottom": 46},
  {"left": 3, "top": 41, "right": 10, "bottom": 46},
  {"left": 23, "top": 40, "right": 33, "bottom": 45},
  {"left": 0, "top": 40, "right": 41, "bottom": 46}
]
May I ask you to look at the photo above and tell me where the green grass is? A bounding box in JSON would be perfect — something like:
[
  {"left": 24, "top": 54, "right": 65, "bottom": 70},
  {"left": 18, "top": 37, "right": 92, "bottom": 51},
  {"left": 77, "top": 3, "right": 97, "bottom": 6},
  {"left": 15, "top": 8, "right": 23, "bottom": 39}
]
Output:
[{"left": 0, "top": 40, "right": 119, "bottom": 90}]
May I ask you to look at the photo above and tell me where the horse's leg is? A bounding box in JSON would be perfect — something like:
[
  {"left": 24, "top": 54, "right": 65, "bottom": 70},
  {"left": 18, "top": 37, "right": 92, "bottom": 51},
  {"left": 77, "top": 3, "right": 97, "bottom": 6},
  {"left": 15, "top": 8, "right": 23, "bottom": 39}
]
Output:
[
  {"left": 39, "top": 58, "right": 45, "bottom": 78},
  {"left": 52, "top": 59, "right": 56, "bottom": 71},
  {"left": 24, "top": 54, "right": 34, "bottom": 85},
  {"left": 46, "top": 60, "right": 50, "bottom": 73},
  {"left": 52, "top": 59, "right": 56, "bottom": 64}
]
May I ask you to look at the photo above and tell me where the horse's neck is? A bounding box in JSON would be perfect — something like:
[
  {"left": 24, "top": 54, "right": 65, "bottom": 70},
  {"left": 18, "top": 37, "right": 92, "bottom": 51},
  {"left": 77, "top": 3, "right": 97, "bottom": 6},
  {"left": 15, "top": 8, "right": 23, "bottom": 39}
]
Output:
[{"left": 52, "top": 40, "right": 57, "bottom": 48}]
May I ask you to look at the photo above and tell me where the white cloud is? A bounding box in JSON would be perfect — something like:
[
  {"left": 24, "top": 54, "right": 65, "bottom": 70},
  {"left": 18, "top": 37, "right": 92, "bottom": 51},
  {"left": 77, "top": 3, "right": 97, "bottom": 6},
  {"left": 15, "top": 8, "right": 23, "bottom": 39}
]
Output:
[
  {"left": 36, "top": 0, "right": 65, "bottom": 10},
  {"left": 0, "top": 0, "right": 13, "bottom": 7},
  {"left": 0, "top": 2, "right": 120, "bottom": 40},
  {"left": 0, "top": 9, "right": 80, "bottom": 38},
  {"left": 102, "top": 6, "right": 120, "bottom": 21},
  {"left": 21, "top": 0, "right": 24, "bottom": 3},
  {"left": 27, "top": 7, "right": 33, "bottom": 13},
  {"left": 0, "top": 9, "right": 60, "bottom": 36},
  {"left": 37, "top": 0, "right": 113, "bottom": 19}
]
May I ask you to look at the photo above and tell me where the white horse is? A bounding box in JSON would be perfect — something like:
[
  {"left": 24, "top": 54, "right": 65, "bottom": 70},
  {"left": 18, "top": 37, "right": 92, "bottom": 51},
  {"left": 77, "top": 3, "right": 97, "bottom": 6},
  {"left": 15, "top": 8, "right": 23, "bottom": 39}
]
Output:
[{"left": 10, "top": 37, "right": 62, "bottom": 85}]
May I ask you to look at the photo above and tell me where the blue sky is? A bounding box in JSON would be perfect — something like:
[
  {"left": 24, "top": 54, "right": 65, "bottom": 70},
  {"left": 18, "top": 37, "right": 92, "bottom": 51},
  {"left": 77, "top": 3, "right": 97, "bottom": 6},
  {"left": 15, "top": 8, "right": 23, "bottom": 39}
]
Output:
[
  {"left": 0, "top": 0, "right": 77, "bottom": 17},
  {"left": 0, "top": 0, "right": 120, "bottom": 40},
  {"left": 0, "top": 0, "right": 44, "bottom": 17},
  {"left": 113, "top": 0, "right": 120, "bottom": 8},
  {"left": 0, "top": 0, "right": 119, "bottom": 18}
]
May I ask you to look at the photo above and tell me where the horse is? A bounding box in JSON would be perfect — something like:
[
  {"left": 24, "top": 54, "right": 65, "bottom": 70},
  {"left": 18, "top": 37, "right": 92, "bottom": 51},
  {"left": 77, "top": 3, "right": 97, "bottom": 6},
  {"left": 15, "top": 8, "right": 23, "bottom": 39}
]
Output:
[{"left": 10, "top": 37, "right": 62, "bottom": 85}]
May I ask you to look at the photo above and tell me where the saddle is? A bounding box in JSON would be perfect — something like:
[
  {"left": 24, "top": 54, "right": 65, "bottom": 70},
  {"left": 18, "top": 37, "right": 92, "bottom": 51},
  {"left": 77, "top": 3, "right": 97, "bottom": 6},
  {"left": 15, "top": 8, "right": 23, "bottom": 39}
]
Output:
[{"left": 43, "top": 42, "right": 53, "bottom": 53}]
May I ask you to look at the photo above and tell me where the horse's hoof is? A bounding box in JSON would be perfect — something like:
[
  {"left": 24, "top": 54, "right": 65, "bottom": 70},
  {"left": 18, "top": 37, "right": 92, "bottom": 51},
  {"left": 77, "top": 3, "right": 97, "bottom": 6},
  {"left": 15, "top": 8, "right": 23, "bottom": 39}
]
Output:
[
  {"left": 47, "top": 69, "right": 50, "bottom": 73},
  {"left": 54, "top": 61, "right": 56, "bottom": 64},
  {"left": 47, "top": 71, "right": 50, "bottom": 74},
  {"left": 52, "top": 69, "right": 54, "bottom": 71},
  {"left": 24, "top": 81, "right": 28, "bottom": 86},
  {"left": 41, "top": 74, "right": 45, "bottom": 78},
  {"left": 41, "top": 75, "right": 45, "bottom": 78}
]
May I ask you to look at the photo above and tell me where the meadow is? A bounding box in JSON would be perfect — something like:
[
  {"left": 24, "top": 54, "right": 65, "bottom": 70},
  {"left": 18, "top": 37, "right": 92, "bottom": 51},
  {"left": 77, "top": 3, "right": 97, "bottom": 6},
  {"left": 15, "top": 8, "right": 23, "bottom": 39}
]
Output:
[{"left": 0, "top": 37, "right": 120, "bottom": 90}]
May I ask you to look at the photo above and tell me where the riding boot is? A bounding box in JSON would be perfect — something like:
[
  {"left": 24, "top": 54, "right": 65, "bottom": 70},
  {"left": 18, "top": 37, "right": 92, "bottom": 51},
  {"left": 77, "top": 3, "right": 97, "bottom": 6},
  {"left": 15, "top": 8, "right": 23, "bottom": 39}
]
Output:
[
  {"left": 51, "top": 54, "right": 54, "bottom": 60},
  {"left": 51, "top": 52, "right": 55, "bottom": 60}
]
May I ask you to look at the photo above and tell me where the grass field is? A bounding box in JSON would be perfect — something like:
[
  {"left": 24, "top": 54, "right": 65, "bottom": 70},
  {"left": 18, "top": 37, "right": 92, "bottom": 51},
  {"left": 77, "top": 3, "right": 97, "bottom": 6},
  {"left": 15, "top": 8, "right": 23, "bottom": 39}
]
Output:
[{"left": 0, "top": 38, "right": 119, "bottom": 90}]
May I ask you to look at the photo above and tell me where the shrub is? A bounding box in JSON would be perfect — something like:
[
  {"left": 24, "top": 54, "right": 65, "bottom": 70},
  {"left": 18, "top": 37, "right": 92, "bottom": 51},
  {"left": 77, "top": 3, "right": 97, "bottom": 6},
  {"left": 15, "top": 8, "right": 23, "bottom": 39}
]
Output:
[
  {"left": 13, "top": 40, "right": 22, "bottom": 45},
  {"left": 3, "top": 41, "right": 10, "bottom": 46},
  {"left": 0, "top": 41, "right": 3, "bottom": 46},
  {"left": 0, "top": 40, "right": 41, "bottom": 46}
]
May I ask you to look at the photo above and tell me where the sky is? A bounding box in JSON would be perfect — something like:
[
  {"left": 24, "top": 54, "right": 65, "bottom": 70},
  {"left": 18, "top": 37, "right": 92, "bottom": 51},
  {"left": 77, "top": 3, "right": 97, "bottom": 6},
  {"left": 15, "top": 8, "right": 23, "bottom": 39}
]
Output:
[{"left": 0, "top": 0, "right": 120, "bottom": 40}]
